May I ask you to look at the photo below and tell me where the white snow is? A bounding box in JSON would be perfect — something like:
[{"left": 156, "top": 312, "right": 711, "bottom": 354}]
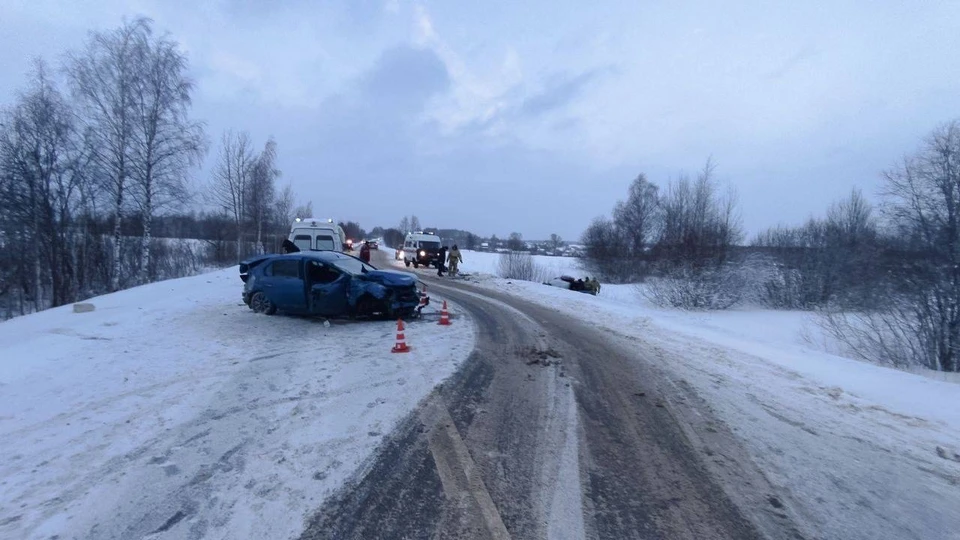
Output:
[
  {"left": 468, "top": 276, "right": 960, "bottom": 540},
  {"left": 0, "top": 268, "right": 474, "bottom": 540},
  {"left": 438, "top": 249, "right": 586, "bottom": 280}
]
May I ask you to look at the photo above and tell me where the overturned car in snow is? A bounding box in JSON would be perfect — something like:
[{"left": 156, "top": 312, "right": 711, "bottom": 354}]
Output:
[
  {"left": 544, "top": 276, "right": 600, "bottom": 296},
  {"left": 239, "top": 251, "right": 426, "bottom": 318}
]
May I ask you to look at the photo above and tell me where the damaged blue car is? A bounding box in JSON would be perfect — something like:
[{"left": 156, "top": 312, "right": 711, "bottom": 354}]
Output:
[{"left": 239, "top": 251, "right": 426, "bottom": 318}]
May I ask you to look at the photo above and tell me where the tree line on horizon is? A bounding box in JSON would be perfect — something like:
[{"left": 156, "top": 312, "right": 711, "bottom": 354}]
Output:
[
  {"left": 0, "top": 18, "right": 315, "bottom": 319},
  {"left": 581, "top": 124, "right": 960, "bottom": 372}
]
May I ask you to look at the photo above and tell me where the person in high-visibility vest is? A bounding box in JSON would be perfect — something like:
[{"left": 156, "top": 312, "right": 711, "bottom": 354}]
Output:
[{"left": 447, "top": 245, "right": 463, "bottom": 276}]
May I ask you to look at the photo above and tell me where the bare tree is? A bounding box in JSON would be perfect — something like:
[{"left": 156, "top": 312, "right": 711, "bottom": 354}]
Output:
[
  {"left": 656, "top": 159, "right": 742, "bottom": 269},
  {"left": 209, "top": 130, "right": 254, "bottom": 262},
  {"left": 273, "top": 183, "right": 295, "bottom": 234},
  {"left": 130, "top": 30, "right": 205, "bottom": 280},
  {"left": 507, "top": 231, "right": 524, "bottom": 251},
  {"left": 582, "top": 217, "right": 630, "bottom": 280},
  {"left": 246, "top": 138, "right": 279, "bottom": 254},
  {"left": 549, "top": 233, "right": 563, "bottom": 251},
  {"left": 67, "top": 18, "right": 151, "bottom": 290},
  {"left": 294, "top": 200, "right": 313, "bottom": 219},
  {"left": 879, "top": 121, "right": 960, "bottom": 371},
  {"left": 613, "top": 173, "right": 660, "bottom": 260},
  {"left": 409, "top": 215, "right": 421, "bottom": 232},
  {"left": 398, "top": 216, "right": 410, "bottom": 233},
  {"left": 0, "top": 61, "right": 85, "bottom": 310}
]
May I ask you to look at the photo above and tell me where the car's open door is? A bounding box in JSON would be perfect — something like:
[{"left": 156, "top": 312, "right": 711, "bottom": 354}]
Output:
[
  {"left": 264, "top": 258, "right": 308, "bottom": 312},
  {"left": 306, "top": 260, "right": 349, "bottom": 316}
]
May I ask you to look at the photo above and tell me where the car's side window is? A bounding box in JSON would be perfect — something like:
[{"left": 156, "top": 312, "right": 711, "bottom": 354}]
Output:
[
  {"left": 270, "top": 259, "right": 301, "bottom": 278},
  {"left": 308, "top": 261, "right": 340, "bottom": 284}
]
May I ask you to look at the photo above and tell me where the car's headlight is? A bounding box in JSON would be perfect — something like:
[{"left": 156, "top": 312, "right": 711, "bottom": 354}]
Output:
[{"left": 419, "top": 251, "right": 425, "bottom": 256}]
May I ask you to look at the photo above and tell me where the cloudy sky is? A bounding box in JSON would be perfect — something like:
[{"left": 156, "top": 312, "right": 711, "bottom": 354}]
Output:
[{"left": 3, "top": 1, "right": 959, "bottom": 240}]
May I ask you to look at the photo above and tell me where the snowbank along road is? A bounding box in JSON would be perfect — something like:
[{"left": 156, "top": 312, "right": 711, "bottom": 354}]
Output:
[
  {"left": 302, "top": 251, "right": 807, "bottom": 539},
  {"left": 0, "top": 268, "right": 474, "bottom": 540}
]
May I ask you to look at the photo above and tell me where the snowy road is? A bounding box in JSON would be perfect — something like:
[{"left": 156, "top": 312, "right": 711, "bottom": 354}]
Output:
[
  {"left": 301, "top": 252, "right": 801, "bottom": 539},
  {"left": 5, "top": 252, "right": 956, "bottom": 539},
  {"left": 0, "top": 268, "right": 474, "bottom": 540}
]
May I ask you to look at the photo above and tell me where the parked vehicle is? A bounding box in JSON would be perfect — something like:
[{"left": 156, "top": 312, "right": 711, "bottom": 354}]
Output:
[
  {"left": 286, "top": 217, "right": 345, "bottom": 253},
  {"left": 240, "top": 251, "right": 426, "bottom": 318},
  {"left": 402, "top": 231, "right": 443, "bottom": 268}
]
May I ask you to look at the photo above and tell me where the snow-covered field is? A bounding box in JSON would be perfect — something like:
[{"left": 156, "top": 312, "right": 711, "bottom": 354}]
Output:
[
  {"left": 0, "top": 268, "right": 474, "bottom": 540},
  {"left": 450, "top": 249, "right": 585, "bottom": 279},
  {"left": 470, "top": 277, "right": 960, "bottom": 540}
]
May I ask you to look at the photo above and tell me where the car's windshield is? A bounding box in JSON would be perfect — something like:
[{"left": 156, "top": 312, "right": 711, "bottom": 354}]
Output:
[
  {"left": 331, "top": 257, "right": 376, "bottom": 275},
  {"left": 419, "top": 240, "right": 441, "bottom": 250}
]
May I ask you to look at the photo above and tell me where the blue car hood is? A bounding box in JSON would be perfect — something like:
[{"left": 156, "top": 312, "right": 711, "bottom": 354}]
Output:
[{"left": 361, "top": 270, "right": 416, "bottom": 287}]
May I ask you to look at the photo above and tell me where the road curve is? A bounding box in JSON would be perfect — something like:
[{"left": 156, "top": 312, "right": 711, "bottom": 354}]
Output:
[{"left": 300, "top": 254, "right": 805, "bottom": 539}]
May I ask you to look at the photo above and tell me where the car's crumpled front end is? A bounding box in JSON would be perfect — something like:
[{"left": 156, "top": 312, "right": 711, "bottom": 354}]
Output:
[{"left": 352, "top": 270, "right": 424, "bottom": 316}]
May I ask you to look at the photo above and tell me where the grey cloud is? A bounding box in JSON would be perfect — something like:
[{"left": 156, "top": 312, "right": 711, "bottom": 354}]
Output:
[
  {"left": 356, "top": 45, "right": 450, "bottom": 113},
  {"left": 245, "top": 47, "right": 616, "bottom": 239},
  {"left": 519, "top": 68, "right": 608, "bottom": 117}
]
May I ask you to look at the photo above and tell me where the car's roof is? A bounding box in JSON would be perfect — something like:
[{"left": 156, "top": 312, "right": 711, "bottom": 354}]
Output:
[{"left": 263, "top": 251, "right": 352, "bottom": 262}]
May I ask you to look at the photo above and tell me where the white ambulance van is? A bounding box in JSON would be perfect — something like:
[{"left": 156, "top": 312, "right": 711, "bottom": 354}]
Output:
[
  {"left": 402, "top": 231, "right": 443, "bottom": 268},
  {"left": 286, "top": 218, "right": 345, "bottom": 253}
]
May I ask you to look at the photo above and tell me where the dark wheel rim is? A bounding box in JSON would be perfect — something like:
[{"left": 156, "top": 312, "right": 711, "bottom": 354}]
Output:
[{"left": 252, "top": 293, "right": 267, "bottom": 313}]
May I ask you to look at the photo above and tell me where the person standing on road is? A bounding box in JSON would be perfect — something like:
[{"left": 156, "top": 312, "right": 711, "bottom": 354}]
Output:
[
  {"left": 359, "top": 241, "right": 371, "bottom": 263},
  {"left": 437, "top": 246, "right": 448, "bottom": 277},
  {"left": 447, "top": 244, "right": 463, "bottom": 277}
]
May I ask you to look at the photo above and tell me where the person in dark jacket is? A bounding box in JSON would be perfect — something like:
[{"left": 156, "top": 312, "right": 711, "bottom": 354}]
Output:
[
  {"left": 282, "top": 239, "right": 300, "bottom": 254},
  {"left": 437, "top": 246, "right": 448, "bottom": 276},
  {"left": 359, "top": 241, "right": 371, "bottom": 263}
]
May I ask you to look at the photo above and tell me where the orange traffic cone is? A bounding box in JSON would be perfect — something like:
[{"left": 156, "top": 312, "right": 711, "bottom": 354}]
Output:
[
  {"left": 392, "top": 319, "right": 411, "bottom": 353},
  {"left": 438, "top": 300, "right": 451, "bottom": 326},
  {"left": 418, "top": 285, "right": 428, "bottom": 309}
]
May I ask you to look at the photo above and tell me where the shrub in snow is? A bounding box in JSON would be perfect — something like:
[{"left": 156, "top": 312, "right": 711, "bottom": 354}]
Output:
[
  {"left": 818, "top": 288, "right": 959, "bottom": 372},
  {"left": 642, "top": 264, "right": 744, "bottom": 310},
  {"left": 498, "top": 251, "right": 548, "bottom": 283},
  {"left": 817, "top": 308, "right": 925, "bottom": 370}
]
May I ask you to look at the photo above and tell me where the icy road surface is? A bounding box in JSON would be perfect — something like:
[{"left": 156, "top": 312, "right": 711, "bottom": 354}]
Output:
[
  {"left": 0, "top": 268, "right": 474, "bottom": 540},
  {"left": 465, "top": 276, "right": 960, "bottom": 540}
]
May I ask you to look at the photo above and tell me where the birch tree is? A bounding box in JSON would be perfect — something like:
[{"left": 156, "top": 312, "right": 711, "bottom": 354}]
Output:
[
  {"left": 209, "top": 129, "right": 254, "bottom": 262},
  {"left": 246, "top": 138, "right": 279, "bottom": 254},
  {"left": 130, "top": 30, "right": 205, "bottom": 280},
  {"left": 67, "top": 18, "right": 150, "bottom": 290}
]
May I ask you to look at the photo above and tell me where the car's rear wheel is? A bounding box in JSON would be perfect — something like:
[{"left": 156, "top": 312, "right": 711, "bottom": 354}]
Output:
[
  {"left": 250, "top": 292, "right": 277, "bottom": 315},
  {"left": 413, "top": 261, "right": 419, "bottom": 268},
  {"left": 404, "top": 259, "right": 411, "bottom": 267}
]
